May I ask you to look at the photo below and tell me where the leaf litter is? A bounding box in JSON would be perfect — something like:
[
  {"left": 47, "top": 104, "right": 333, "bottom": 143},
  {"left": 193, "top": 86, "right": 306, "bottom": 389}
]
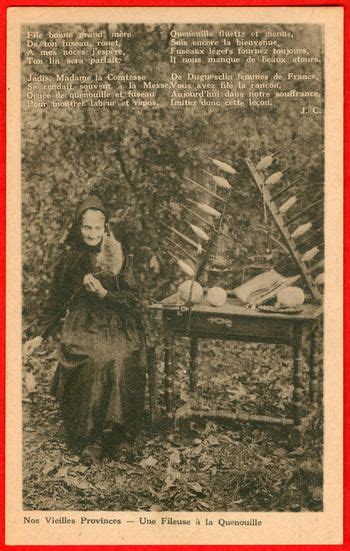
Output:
[{"left": 23, "top": 338, "right": 323, "bottom": 512}]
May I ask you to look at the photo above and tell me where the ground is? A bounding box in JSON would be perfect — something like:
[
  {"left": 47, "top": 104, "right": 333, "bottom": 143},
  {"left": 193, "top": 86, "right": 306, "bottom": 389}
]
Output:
[{"left": 23, "top": 337, "right": 323, "bottom": 512}]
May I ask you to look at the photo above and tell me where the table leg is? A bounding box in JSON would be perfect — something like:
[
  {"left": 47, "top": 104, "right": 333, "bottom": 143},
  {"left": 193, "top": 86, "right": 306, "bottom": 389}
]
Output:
[
  {"left": 146, "top": 346, "right": 158, "bottom": 424},
  {"left": 292, "top": 324, "right": 304, "bottom": 427},
  {"left": 309, "top": 326, "right": 319, "bottom": 405},
  {"left": 164, "top": 328, "right": 174, "bottom": 414},
  {"left": 189, "top": 338, "right": 199, "bottom": 393}
]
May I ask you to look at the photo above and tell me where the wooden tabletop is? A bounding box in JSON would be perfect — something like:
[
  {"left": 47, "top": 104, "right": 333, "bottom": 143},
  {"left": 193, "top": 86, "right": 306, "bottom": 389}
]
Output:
[{"left": 149, "top": 297, "right": 323, "bottom": 321}]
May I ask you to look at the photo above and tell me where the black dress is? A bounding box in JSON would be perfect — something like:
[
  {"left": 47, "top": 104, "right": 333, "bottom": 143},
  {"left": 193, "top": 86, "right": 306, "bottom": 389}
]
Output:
[{"left": 40, "top": 244, "right": 147, "bottom": 449}]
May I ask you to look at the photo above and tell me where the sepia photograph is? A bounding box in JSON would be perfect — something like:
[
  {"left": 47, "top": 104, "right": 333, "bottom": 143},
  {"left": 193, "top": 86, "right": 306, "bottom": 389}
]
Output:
[{"left": 6, "top": 6, "right": 343, "bottom": 546}]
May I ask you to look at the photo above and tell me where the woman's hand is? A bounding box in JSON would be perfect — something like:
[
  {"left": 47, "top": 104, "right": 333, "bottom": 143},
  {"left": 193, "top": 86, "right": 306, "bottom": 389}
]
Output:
[
  {"left": 83, "top": 274, "right": 107, "bottom": 298},
  {"left": 23, "top": 336, "right": 43, "bottom": 358}
]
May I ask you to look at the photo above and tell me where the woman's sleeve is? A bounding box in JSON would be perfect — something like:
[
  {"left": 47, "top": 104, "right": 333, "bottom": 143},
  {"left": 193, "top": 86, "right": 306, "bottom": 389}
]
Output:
[
  {"left": 37, "top": 253, "right": 72, "bottom": 338},
  {"left": 103, "top": 282, "right": 139, "bottom": 312}
]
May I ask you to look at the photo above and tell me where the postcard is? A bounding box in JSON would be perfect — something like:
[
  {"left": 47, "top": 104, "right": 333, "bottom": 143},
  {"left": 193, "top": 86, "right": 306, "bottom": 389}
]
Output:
[{"left": 6, "top": 6, "right": 343, "bottom": 545}]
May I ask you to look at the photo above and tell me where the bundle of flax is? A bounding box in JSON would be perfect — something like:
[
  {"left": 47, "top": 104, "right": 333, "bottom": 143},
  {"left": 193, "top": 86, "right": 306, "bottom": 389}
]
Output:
[{"left": 96, "top": 230, "right": 124, "bottom": 277}]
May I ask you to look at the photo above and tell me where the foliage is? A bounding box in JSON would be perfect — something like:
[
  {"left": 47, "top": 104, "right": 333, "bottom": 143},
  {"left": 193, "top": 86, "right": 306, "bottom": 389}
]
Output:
[{"left": 22, "top": 22, "right": 324, "bottom": 323}]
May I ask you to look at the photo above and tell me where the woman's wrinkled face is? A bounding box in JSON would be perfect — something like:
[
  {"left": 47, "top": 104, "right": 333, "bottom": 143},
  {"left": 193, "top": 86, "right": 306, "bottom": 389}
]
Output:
[{"left": 80, "top": 209, "right": 106, "bottom": 247}]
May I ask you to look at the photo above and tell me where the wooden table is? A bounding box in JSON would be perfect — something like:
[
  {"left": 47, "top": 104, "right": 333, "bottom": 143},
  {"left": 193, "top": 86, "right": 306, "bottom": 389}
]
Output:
[{"left": 149, "top": 298, "right": 322, "bottom": 430}]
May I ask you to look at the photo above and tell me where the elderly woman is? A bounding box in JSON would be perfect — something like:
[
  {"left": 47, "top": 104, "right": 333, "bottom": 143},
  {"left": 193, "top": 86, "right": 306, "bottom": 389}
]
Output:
[{"left": 24, "top": 196, "right": 147, "bottom": 464}]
